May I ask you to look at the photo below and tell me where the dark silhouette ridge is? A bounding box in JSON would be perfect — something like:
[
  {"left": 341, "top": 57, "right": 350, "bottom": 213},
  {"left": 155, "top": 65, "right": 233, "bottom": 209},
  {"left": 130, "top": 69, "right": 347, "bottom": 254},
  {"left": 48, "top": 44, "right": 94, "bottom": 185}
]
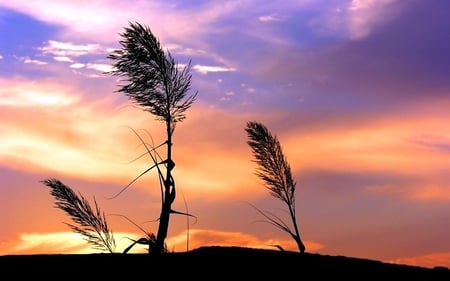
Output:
[{"left": 0, "top": 246, "right": 448, "bottom": 280}]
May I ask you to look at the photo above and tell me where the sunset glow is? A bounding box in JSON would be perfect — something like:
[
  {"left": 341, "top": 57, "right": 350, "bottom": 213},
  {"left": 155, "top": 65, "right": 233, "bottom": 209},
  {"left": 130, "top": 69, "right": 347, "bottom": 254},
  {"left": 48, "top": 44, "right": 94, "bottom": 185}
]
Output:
[{"left": 1, "top": 0, "right": 449, "bottom": 269}]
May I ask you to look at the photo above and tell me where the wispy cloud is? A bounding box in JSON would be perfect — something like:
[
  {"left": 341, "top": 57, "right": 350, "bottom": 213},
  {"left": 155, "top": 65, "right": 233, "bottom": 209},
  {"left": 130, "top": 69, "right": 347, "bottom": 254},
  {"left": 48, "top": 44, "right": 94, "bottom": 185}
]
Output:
[
  {"left": 308, "top": 0, "right": 400, "bottom": 40},
  {"left": 21, "top": 56, "right": 48, "bottom": 65},
  {"left": 38, "top": 40, "right": 102, "bottom": 57},
  {"left": 0, "top": 78, "right": 78, "bottom": 107},
  {"left": 365, "top": 183, "right": 450, "bottom": 202},
  {"left": 0, "top": 0, "right": 248, "bottom": 44},
  {"left": 347, "top": 0, "right": 398, "bottom": 39},
  {"left": 86, "top": 63, "right": 113, "bottom": 73},
  {"left": 2, "top": 232, "right": 94, "bottom": 254},
  {"left": 258, "top": 14, "right": 285, "bottom": 22},
  {"left": 0, "top": 79, "right": 258, "bottom": 199},
  {"left": 391, "top": 252, "right": 450, "bottom": 269},
  {"left": 167, "top": 228, "right": 324, "bottom": 253},
  {"left": 193, "top": 65, "right": 237, "bottom": 74},
  {"left": 0, "top": 231, "right": 150, "bottom": 255},
  {"left": 53, "top": 56, "right": 73, "bottom": 63},
  {"left": 0, "top": 229, "right": 324, "bottom": 256},
  {"left": 69, "top": 63, "right": 85, "bottom": 69},
  {"left": 32, "top": 40, "right": 114, "bottom": 76}
]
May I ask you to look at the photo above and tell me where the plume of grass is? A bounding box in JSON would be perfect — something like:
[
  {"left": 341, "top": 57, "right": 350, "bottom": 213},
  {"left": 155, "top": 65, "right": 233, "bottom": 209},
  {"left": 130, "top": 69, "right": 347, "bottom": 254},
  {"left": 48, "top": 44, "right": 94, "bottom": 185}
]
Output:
[
  {"left": 42, "top": 178, "right": 116, "bottom": 253},
  {"left": 107, "top": 22, "right": 198, "bottom": 254},
  {"left": 245, "top": 121, "right": 306, "bottom": 253}
]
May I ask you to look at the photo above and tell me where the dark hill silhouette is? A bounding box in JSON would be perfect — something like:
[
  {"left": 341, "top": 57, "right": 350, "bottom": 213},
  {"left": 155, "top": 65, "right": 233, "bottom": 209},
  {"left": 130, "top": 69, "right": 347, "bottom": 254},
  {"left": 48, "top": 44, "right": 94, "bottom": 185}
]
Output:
[{"left": 1, "top": 246, "right": 448, "bottom": 280}]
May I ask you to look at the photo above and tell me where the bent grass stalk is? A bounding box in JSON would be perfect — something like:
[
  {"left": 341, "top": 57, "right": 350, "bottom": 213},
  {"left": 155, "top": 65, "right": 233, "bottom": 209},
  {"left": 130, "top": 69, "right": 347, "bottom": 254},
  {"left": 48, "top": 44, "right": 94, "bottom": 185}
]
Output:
[{"left": 42, "top": 178, "right": 116, "bottom": 253}]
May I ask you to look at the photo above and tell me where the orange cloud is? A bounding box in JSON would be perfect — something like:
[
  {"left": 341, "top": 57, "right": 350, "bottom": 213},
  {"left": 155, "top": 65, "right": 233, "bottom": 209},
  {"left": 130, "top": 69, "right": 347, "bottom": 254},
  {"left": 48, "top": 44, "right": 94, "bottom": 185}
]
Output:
[
  {"left": 390, "top": 252, "right": 450, "bottom": 269},
  {"left": 0, "top": 77, "right": 160, "bottom": 183},
  {"left": 166, "top": 228, "right": 324, "bottom": 253},
  {"left": 0, "top": 79, "right": 79, "bottom": 107},
  {"left": 0, "top": 77, "right": 266, "bottom": 203},
  {"left": 275, "top": 101, "right": 450, "bottom": 202},
  {"left": 4, "top": 74, "right": 450, "bottom": 207},
  {"left": 0, "top": 229, "right": 324, "bottom": 257},
  {"left": 0, "top": 232, "right": 95, "bottom": 255},
  {"left": 0, "top": 231, "right": 159, "bottom": 255},
  {"left": 365, "top": 183, "right": 450, "bottom": 202},
  {"left": 284, "top": 124, "right": 450, "bottom": 176}
]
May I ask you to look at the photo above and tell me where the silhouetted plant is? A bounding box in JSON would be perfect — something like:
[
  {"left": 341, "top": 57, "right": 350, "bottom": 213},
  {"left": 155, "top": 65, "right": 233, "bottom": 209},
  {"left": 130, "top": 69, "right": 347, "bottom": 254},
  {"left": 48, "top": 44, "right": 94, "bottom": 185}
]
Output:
[
  {"left": 42, "top": 178, "right": 116, "bottom": 253},
  {"left": 107, "top": 21, "right": 197, "bottom": 255},
  {"left": 110, "top": 212, "right": 168, "bottom": 254},
  {"left": 245, "top": 121, "right": 306, "bottom": 253}
]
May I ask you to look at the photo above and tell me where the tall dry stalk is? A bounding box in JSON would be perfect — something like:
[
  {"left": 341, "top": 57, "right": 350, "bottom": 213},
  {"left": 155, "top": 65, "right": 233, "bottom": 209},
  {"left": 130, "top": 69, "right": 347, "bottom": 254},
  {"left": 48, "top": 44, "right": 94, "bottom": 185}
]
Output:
[{"left": 107, "top": 21, "right": 197, "bottom": 255}]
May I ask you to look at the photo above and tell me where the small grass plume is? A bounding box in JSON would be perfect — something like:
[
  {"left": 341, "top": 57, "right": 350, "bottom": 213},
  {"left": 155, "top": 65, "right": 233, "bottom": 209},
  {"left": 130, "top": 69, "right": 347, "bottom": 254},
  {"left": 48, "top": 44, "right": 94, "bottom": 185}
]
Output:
[
  {"left": 42, "top": 178, "right": 116, "bottom": 253},
  {"left": 245, "top": 121, "right": 306, "bottom": 253}
]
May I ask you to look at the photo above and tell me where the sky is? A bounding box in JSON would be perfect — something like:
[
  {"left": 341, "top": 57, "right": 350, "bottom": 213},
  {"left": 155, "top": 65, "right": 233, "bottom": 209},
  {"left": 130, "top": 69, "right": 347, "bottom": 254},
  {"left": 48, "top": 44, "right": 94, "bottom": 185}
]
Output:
[{"left": 1, "top": 0, "right": 449, "bottom": 269}]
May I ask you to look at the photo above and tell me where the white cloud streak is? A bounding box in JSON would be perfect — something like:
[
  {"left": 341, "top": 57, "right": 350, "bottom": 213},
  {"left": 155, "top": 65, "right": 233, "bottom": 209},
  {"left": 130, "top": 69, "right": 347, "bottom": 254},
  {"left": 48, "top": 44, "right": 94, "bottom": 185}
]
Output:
[
  {"left": 39, "top": 40, "right": 102, "bottom": 57},
  {"left": 22, "top": 57, "right": 48, "bottom": 65},
  {"left": 193, "top": 65, "right": 236, "bottom": 74}
]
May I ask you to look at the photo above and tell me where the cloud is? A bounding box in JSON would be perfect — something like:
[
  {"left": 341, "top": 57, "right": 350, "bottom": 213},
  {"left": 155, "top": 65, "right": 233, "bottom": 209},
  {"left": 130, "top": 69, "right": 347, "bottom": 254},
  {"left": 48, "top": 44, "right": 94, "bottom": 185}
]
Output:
[
  {"left": 0, "top": 0, "right": 248, "bottom": 44},
  {"left": 70, "top": 63, "right": 85, "bottom": 69},
  {"left": 308, "top": 0, "right": 400, "bottom": 40},
  {"left": 21, "top": 56, "right": 48, "bottom": 65},
  {"left": 166, "top": 228, "right": 324, "bottom": 253},
  {"left": 86, "top": 63, "right": 114, "bottom": 73},
  {"left": 365, "top": 182, "right": 450, "bottom": 202},
  {"left": 193, "top": 65, "right": 237, "bottom": 74},
  {"left": 402, "top": 184, "right": 450, "bottom": 202},
  {"left": 219, "top": 91, "right": 235, "bottom": 102},
  {"left": 0, "top": 79, "right": 258, "bottom": 200},
  {"left": 0, "top": 106, "right": 155, "bottom": 185},
  {"left": 0, "top": 76, "right": 145, "bottom": 183},
  {"left": 391, "top": 252, "right": 450, "bottom": 269},
  {"left": 258, "top": 14, "right": 285, "bottom": 22},
  {"left": 0, "top": 0, "right": 320, "bottom": 71},
  {"left": 249, "top": 96, "right": 450, "bottom": 204},
  {"left": 0, "top": 232, "right": 94, "bottom": 255},
  {"left": 14, "top": 39, "right": 113, "bottom": 77},
  {"left": 259, "top": 3, "right": 450, "bottom": 108},
  {"left": 0, "top": 228, "right": 324, "bottom": 256},
  {"left": 0, "top": 231, "right": 150, "bottom": 255},
  {"left": 0, "top": 0, "right": 134, "bottom": 42},
  {"left": 38, "top": 40, "right": 103, "bottom": 57},
  {"left": 346, "top": 0, "right": 399, "bottom": 39},
  {"left": 0, "top": 78, "right": 79, "bottom": 107},
  {"left": 53, "top": 56, "right": 73, "bottom": 63}
]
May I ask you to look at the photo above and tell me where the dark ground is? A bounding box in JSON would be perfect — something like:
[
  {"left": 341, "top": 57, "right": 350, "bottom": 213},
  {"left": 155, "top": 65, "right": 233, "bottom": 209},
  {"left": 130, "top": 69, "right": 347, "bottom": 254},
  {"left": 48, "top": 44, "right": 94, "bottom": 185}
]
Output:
[{"left": 1, "top": 246, "right": 449, "bottom": 280}]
